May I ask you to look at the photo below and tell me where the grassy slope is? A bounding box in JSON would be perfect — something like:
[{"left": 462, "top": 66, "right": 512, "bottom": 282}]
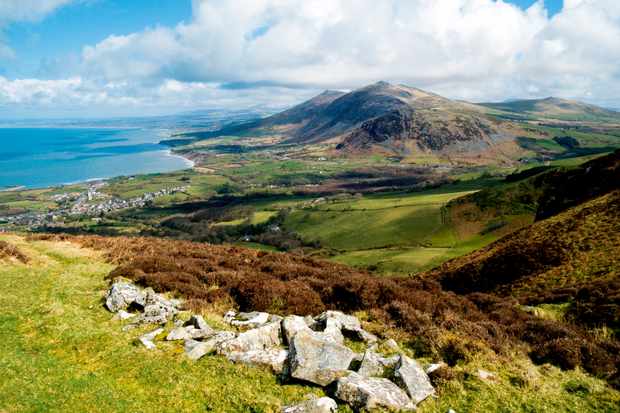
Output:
[
  {"left": 1, "top": 234, "right": 619, "bottom": 412},
  {"left": 283, "top": 187, "right": 513, "bottom": 274},
  {"left": 0, "top": 235, "right": 325, "bottom": 413}
]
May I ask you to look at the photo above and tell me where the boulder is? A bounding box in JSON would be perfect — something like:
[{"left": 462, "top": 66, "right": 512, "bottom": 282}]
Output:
[
  {"left": 113, "top": 309, "right": 136, "bottom": 321},
  {"left": 393, "top": 355, "right": 435, "bottom": 405},
  {"left": 230, "top": 311, "right": 270, "bottom": 328},
  {"left": 357, "top": 350, "right": 399, "bottom": 378},
  {"left": 283, "top": 315, "right": 312, "bottom": 345},
  {"left": 167, "top": 326, "right": 193, "bottom": 341},
  {"left": 382, "top": 339, "right": 400, "bottom": 353},
  {"left": 138, "top": 327, "right": 164, "bottom": 350},
  {"left": 316, "top": 311, "right": 361, "bottom": 332},
  {"left": 135, "top": 289, "right": 178, "bottom": 325},
  {"left": 288, "top": 329, "right": 356, "bottom": 386},
  {"left": 282, "top": 396, "right": 338, "bottom": 413},
  {"left": 226, "top": 348, "right": 289, "bottom": 374},
  {"left": 217, "top": 321, "right": 282, "bottom": 355},
  {"left": 185, "top": 332, "right": 236, "bottom": 361},
  {"left": 105, "top": 282, "right": 145, "bottom": 313},
  {"left": 185, "top": 315, "right": 210, "bottom": 331},
  {"left": 335, "top": 372, "right": 414, "bottom": 411}
]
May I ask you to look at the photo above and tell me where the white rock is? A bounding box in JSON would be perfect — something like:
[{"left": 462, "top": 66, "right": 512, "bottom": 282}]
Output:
[
  {"left": 226, "top": 348, "right": 289, "bottom": 374},
  {"left": 218, "top": 321, "right": 282, "bottom": 355},
  {"left": 335, "top": 372, "right": 415, "bottom": 411},
  {"left": 105, "top": 282, "right": 145, "bottom": 313},
  {"left": 186, "top": 332, "right": 236, "bottom": 361},
  {"left": 393, "top": 355, "right": 435, "bottom": 405},
  {"left": 114, "top": 309, "right": 136, "bottom": 321},
  {"left": 230, "top": 311, "right": 271, "bottom": 328},
  {"left": 138, "top": 327, "right": 163, "bottom": 350},
  {"left": 282, "top": 396, "right": 338, "bottom": 413},
  {"left": 288, "top": 329, "right": 356, "bottom": 386}
]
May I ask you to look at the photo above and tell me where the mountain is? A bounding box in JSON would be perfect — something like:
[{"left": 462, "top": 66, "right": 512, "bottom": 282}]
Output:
[
  {"left": 208, "top": 81, "right": 515, "bottom": 159},
  {"left": 481, "top": 97, "right": 620, "bottom": 121}
]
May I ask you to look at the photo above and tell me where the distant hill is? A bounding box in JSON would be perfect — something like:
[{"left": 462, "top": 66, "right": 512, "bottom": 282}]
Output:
[
  {"left": 481, "top": 97, "right": 620, "bottom": 121},
  {"left": 203, "top": 81, "right": 518, "bottom": 160}
]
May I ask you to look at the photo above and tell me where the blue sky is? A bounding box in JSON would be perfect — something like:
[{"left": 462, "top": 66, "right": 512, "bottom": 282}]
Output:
[{"left": 1, "top": 0, "right": 619, "bottom": 118}]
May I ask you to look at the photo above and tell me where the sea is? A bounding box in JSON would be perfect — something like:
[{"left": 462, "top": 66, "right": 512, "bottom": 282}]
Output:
[{"left": 0, "top": 127, "right": 193, "bottom": 189}]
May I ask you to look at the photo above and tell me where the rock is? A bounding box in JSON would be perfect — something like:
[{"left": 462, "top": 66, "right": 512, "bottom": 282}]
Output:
[
  {"left": 288, "top": 329, "right": 356, "bottom": 386},
  {"left": 282, "top": 396, "right": 338, "bottom": 413},
  {"left": 186, "top": 332, "right": 236, "bottom": 361},
  {"left": 383, "top": 339, "right": 400, "bottom": 353},
  {"left": 355, "top": 328, "right": 379, "bottom": 345},
  {"left": 316, "top": 311, "right": 361, "bottom": 332},
  {"left": 183, "top": 315, "right": 215, "bottom": 338},
  {"left": 335, "top": 372, "right": 414, "bottom": 411},
  {"left": 477, "top": 369, "right": 496, "bottom": 381},
  {"left": 393, "top": 355, "right": 435, "bottom": 405},
  {"left": 105, "top": 281, "right": 145, "bottom": 313},
  {"left": 218, "top": 321, "right": 282, "bottom": 355},
  {"left": 357, "top": 350, "right": 399, "bottom": 378},
  {"left": 114, "top": 309, "right": 136, "bottom": 321},
  {"left": 167, "top": 326, "right": 192, "bottom": 341},
  {"left": 224, "top": 310, "right": 237, "bottom": 323},
  {"left": 185, "top": 315, "right": 210, "bottom": 331},
  {"left": 426, "top": 362, "right": 447, "bottom": 375},
  {"left": 226, "top": 348, "right": 289, "bottom": 374},
  {"left": 230, "top": 311, "right": 271, "bottom": 328},
  {"left": 283, "top": 315, "right": 313, "bottom": 344},
  {"left": 322, "top": 318, "right": 345, "bottom": 345},
  {"left": 138, "top": 327, "right": 164, "bottom": 350},
  {"left": 135, "top": 289, "right": 178, "bottom": 325}
]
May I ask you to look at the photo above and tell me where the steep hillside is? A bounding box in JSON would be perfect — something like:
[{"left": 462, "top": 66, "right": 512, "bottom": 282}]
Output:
[{"left": 482, "top": 97, "right": 620, "bottom": 122}]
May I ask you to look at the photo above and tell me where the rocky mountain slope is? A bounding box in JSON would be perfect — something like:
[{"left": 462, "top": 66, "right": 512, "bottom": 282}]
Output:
[{"left": 202, "top": 81, "right": 519, "bottom": 160}]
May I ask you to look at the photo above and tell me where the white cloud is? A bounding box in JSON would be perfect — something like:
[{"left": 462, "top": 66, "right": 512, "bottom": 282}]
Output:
[
  {"left": 0, "top": 0, "right": 77, "bottom": 61},
  {"left": 0, "top": 0, "right": 75, "bottom": 22},
  {"left": 4, "top": 0, "right": 620, "bottom": 116}
]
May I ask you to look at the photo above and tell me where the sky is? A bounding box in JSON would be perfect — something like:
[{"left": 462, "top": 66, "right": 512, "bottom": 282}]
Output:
[{"left": 0, "top": 0, "right": 618, "bottom": 118}]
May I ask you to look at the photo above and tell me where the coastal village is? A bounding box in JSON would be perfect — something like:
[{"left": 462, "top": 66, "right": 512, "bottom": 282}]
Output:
[{"left": 0, "top": 182, "right": 188, "bottom": 229}]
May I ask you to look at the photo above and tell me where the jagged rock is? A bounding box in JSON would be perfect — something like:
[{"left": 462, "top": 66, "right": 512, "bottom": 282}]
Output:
[
  {"left": 335, "top": 372, "right": 414, "bottom": 411},
  {"left": 185, "top": 332, "right": 236, "bottom": 361},
  {"left": 185, "top": 315, "right": 210, "bottom": 331},
  {"left": 229, "top": 311, "right": 271, "bottom": 328},
  {"left": 394, "top": 355, "right": 435, "bottom": 405},
  {"left": 357, "top": 350, "right": 399, "bottom": 378},
  {"left": 288, "top": 329, "right": 356, "bottom": 386},
  {"left": 135, "top": 289, "right": 178, "bottom": 325},
  {"left": 167, "top": 326, "right": 193, "bottom": 341},
  {"left": 138, "top": 327, "right": 164, "bottom": 350},
  {"left": 218, "top": 321, "right": 282, "bottom": 355},
  {"left": 316, "top": 311, "right": 361, "bottom": 332},
  {"left": 226, "top": 348, "right": 289, "bottom": 374},
  {"left": 282, "top": 396, "right": 338, "bottom": 413},
  {"left": 322, "top": 318, "right": 345, "bottom": 345},
  {"left": 105, "top": 282, "right": 145, "bottom": 312},
  {"left": 283, "top": 315, "right": 312, "bottom": 345},
  {"left": 315, "top": 310, "right": 376, "bottom": 344}
]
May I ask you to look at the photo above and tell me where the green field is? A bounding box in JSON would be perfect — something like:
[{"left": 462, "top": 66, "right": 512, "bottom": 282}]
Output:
[{"left": 280, "top": 188, "right": 504, "bottom": 274}]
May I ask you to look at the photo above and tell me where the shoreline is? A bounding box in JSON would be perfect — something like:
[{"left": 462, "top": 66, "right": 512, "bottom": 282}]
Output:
[{"left": 1, "top": 149, "right": 196, "bottom": 193}]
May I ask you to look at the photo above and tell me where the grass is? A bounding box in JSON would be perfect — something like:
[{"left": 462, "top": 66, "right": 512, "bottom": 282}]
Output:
[
  {"left": 281, "top": 188, "right": 505, "bottom": 274},
  {"left": 0, "top": 234, "right": 329, "bottom": 413},
  {"left": 2, "top": 234, "right": 618, "bottom": 412}
]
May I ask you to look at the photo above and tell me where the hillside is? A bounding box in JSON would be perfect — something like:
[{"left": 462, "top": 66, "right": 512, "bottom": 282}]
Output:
[
  {"left": 482, "top": 97, "right": 620, "bottom": 122},
  {"left": 194, "top": 81, "right": 523, "bottom": 162}
]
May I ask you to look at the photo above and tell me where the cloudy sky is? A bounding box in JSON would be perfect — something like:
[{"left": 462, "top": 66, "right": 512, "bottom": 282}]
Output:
[{"left": 0, "top": 0, "right": 618, "bottom": 118}]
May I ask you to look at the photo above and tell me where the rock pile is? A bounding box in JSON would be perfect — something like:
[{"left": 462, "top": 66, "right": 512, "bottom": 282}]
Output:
[{"left": 104, "top": 280, "right": 436, "bottom": 412}]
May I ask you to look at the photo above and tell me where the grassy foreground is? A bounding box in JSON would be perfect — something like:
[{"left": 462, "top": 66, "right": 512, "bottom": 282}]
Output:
[{"left": 0, "top": 234, "right": 618, "bottom": 412}]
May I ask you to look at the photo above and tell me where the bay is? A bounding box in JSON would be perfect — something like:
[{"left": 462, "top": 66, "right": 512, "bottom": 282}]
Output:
[{"left": 0, "top": 128, "right": 192, "bottom": 189}]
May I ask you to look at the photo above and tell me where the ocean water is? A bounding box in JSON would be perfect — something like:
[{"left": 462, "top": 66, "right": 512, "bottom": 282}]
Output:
[{"left": 0, "top": 128, "right": 192, "bottom": 189}]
